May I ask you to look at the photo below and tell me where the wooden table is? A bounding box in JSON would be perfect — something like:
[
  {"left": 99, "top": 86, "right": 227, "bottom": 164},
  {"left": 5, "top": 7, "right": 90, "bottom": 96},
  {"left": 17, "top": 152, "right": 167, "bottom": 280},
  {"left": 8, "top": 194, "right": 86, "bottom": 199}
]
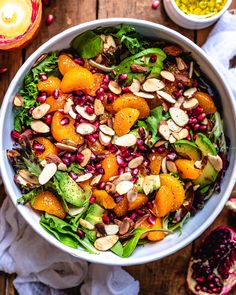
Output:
[{"left": 0, "top": 1, "right": 235, "bottom": 294}]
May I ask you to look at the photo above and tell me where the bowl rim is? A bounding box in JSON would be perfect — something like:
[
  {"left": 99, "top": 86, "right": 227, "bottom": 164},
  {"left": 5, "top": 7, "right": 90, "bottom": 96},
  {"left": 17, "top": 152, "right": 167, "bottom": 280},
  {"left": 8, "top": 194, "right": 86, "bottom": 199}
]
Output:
[
  {"left": 0, "top": 18, "right": 236, "bottom": 266},
  {"left": 167, "top": 0, "right": 232, "bottom": 23}
]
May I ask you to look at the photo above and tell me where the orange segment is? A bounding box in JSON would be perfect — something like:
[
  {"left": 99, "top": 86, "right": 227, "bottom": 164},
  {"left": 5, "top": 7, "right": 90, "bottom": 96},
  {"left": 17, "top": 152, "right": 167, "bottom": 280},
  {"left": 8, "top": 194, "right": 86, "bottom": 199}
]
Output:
[
  {"left": 93, "top": 189, "right": 116, "bottom": 209},
  {"left": 33, "top": 137, "right": 57, "bottom": 160},
  {"left": 113, "top": 196, "right": 128, "bottom": 217},
  {"left": 153, "top": 186, "right": 174, "bottom": 217},
  {"left": 86, "top": 73, "right": 104, "bottom": 96},
  {"left": 159, "top": 174, "right": 185, "bottom": 211},
  {"left": 58, "top": 54, "right": 78, "bottom": 75},
  {"left": 113, "top": 93, "right": 150, "bottom": 119},
  {"left": 147, "top": 217, "right": 165, "bottom": 241},
  {"left": 194, "top": 92, "right": 217, "bottom": 114},
  {"left": 113, "top": 107, "right": 140, "bottom": 136},
  {"left": 149, "top": 152, "right": 165, "bottom": 175},
  {"left": 38, "top": 77, "right": 61, "bottom": 95},
  {"left": 31, "top": 191, "right": 66, "bottom": 219},
  {"left": 101, "top": 154, "right": 119, "bottom": 182},
  {"left": 51, "top": 111, "right": 84, "bottom": 145},
  {"left": 175, "top": 159, "right": 201, "bottom": 180},
  {"left": 45, "top": 93, "right": 67, "bottom": 113},
  {"left": 128, "top": 193, "right": 148, "bottom": 211},
  {"left": 61, "top": 67, "right": 94, "bottom": 93},
  {"left": 137, "top": 219, "right": 151, "bottom": 239}
]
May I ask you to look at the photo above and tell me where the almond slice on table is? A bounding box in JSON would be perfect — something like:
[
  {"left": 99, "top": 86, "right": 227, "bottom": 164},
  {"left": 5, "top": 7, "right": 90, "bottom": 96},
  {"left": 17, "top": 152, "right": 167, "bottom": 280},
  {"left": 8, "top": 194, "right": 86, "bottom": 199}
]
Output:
[
  {"left": 183, "top": 87, "right": 197, "bottom": 98},
  {"left": 55, "top": 142, "right": 78, "bottom": 152},
  {"left": 80, "top": 148, "right": 92, "bottom": 167},
  {"left": 133, "top": 91, "right": 155, "bottom": 99},
  {"left": 38, "top": 163, "right": 57, "bottom": 185},
  {"left": 160, "top": 70, "right": 175, "bottom": 82},
  {"left": 169, "top": 107, "right": 189, "bottom": 127},
  {"left": 116, "top": 180, "right": 134, "bottom": 195},
  {"left": 32, "top": 103, "right": 50, "bottom": 119},
  {"left": 158, "top": 121, "right": 171, "bottom": 140},
  {"left": 167, "top": 119, "right": 182, "bottom": 132},
  {"left": 30, "top": 120, "right": 50, "bottom": 133},
  {"left": 99, "top": 125, "right": 115, "bottom": 136},
  {"left": 76, "top": 123, "right": 96, "bottom": 135},
  {"left": 128, "top": 156, "right": 144, "bottom": 169},
  {"left": 156, "top": 90, "right": 176, "bottom": 104},
  {"left": 108, "top": 81, "right": 122, "bottom": 95},
  {"left": 94, "top": 235, "right": 119, "bottom": 251},
  {"left": 142, "top": 78, "right": 165, "bottom": 92},
  {"left": 75, "top": 105, "right": 96, "bottom": 121},
  {"left": 129, "top": 79, "right": 141, "bottom": 93},
  {"left": 76, "top": 173, "right": 93, "bottom": 183},
  {"left": 94, "top": 99, "right": 105, "bottom": 116},
  {"left": 99, "top": 131, "right": 112, "bottom": 146},
  {"left": 114, "top": 134, "right": 137, "bottom": 147},
  {"left": 182, "top": 98, "right": 199, "bottom": 110}
]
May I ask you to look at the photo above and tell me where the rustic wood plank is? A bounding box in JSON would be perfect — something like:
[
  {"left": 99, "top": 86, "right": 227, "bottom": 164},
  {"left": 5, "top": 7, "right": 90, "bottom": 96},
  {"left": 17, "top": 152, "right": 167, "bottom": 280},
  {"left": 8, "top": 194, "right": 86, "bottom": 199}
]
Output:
[
  {"left": 98, "top": 0, "right": 194, "bottom": 41},
  {"left": 5, "top": 274, "right": 16, "bottom": 295},
  {"left": 0, "top": 272, "right": 6, "bottom": 295}
]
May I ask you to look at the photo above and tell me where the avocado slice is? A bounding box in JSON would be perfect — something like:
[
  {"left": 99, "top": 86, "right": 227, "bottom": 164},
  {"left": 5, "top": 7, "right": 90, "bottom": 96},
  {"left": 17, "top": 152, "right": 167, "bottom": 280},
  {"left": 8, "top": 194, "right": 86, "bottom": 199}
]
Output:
[
  {"left": 194, "top": 133, "right": 218, "bottom": 187},
  {"left": 173, "top": 140, "right": 201, "bottom": 161},
  {"left": 85, "top": 203, "right": 105, "bottom": 225}
]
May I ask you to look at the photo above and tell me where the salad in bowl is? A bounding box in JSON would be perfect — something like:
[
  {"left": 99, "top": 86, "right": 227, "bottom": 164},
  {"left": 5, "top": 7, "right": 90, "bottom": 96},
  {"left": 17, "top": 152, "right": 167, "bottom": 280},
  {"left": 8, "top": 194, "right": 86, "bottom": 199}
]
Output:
[{"left": 8, "top": 24, "right": 228, "bottom": 258}]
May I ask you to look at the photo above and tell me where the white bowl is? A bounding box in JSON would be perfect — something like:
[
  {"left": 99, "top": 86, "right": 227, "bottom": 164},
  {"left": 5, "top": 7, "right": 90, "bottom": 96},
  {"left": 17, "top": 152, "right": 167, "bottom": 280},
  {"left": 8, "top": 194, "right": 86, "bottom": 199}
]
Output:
[
  {"left": 163, "top": 0, "right": 232, "bottom": 29},
  {"left": 0, "top": 18, "right": 236, "bottom": 266}
]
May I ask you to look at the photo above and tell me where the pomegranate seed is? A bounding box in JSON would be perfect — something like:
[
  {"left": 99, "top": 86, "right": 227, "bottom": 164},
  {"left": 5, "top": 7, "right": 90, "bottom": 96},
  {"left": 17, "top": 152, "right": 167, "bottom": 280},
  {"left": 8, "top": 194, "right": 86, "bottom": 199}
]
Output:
[
  {"left": 86, "top": 95, "right": 94, "bottom": 104},
  {"left": 53, "top": 89, "right": 59, "bottom": 99},
  {"left": 86, "top": 135, "right": 96, "bottom": 143},
  {"left": 86, "top": 165, "right": 95, "bottom": 173},
  {"left": 119, "top": 73, "right": 128, "bottom": 81},
  {"left": 93, "top": 121, "right": 100, "bottom": 130},
  {"left": 150, "top": 54, "right": 157, "bottom": 63},
  {"left": 85, "top": 106, "right": 94, "bottom": 115},
  {"left": 32, "top": 141, "right": 45, "bottom": 152},
  {"left": 103, "top": 75, "right": 110, "bottom": 84},
  {"left": 79, "top": 118, "right": 87, "bottom": 124},
  {"left": 70, "top": 155, "right": 76, "bottom": 162},
  {"left": 199, "top": 125, "right": 207, "bottom": 131},
  {"left": 39, "top": 73, "right": 48, "bottom": 81},
  {"left": 64, "top": 152, "right": 72, "bottom": 158},
  {"left": 89, "top": 196, "right": 96, "bottom": 204},
  {"left": 133, "top": 152, "right": 141, "bottom": 157},
  {"left": 122, "top": 86, "right": 130, "bottom": 93},
  {"left": 96, "top": 154, "right": 106, "bottom": 161},
  {"left": 75, "top": 90, "right": 84, "bottom": 96},
  {"left": 131, "top": 176, "right": 138, "bottom": 183},
  {"left": 197, "top": 113, "right": 206, "bottom": 122},
  {"left": 137, "top": 209, "right": 145, "bottom": 216},
  {"left": 79, "top": 96, "right": 87, "bottom": 106},
  {"left": 130, "top": 212, "right": 137, "bottom": 221},
  {"left": 97, "top": 168, "right": 104, "bottom": 175},
  {"left": 157, "top": 147, "right": 166, "bottom": 154},
  {"left": 125, "top": 155, "right": 133, "bottom": 162},
  {"left": 147, "top": 216, "right": 156, "bottom": 225},
  {"left": 0, "top": 67, "right": 8, "bottom": 74},
  {"left": 95, "top": 163, "right": 102, "bottom": 169},
  {"left": 166, "top": 152, "right": 177, "bottom": 161},
  {"left": 193, "top": 124, "right": 200, "bottom": 132},
  {"left": 46, "top": 14, "right": 54, "bottom": 25},
  {"left": 189, "top": 118, "right": 198, "bottom": 125},
  {"left": 102, "top": 215, "right": 110, "bottom": 224},
  {"left": 177, "top": 82, "right": 184, "bottom": 90},
  {"left": 44, "top": 114, "right": 52, "bottom": 125},
  {"left": 152, "top": 0, "right": 160, "bottom": 10},
  {"left": 96, "top": 88, "right": 104, "bottom": 96},
  {"left": 69, "top": 171, "right": 78, "bottom": 180},
  {"left": 11, "top": 130, "right": 21, "bottom": 140},
  {"left": 97, "top": 94, "right": 104, "bottom": 102},
  {"left": 173, "top": 91, "right": 182, "bottom": 98},
  {"left": 101, "top": 84, "right": 109, "bottom": 91},
  {"left": 76, "top": 152, "right": 84, "bottom": 163},
  {"left": 138, "top": 127, "right": 146, "bottom": 138},
  {"left": 62, "top": 158, "right": 70, "bottom": 165},
  {"left": 108, "top": 211, "right": 115, "bottom": 221},
  {"left": 107, "top": 144, "right": 118, "bottom": 153},
  {"left": 97, "top": 182, "right": 106, "bottom": 189},
  {"left": 28, "top": 107, "right": 34, "bottom": 115},
  {"left": 107, "top": 93, "right": 114, "bottom": 104},
  {"left": 185, "top": 125, "right": 191, "bottom": 130},
  {"left": 137, "top": 138, "right": 144, "bottom": 145},
  {"left": 37, "top": 94, "right": 47, "bottom": 103},
  {"left": 116, "top": 155, "right": 127, "bottom": 167},
  {"left": 118, "top": 167, "right": 125, "bottom": 175},
  {"left": 42, "top": 0, "right": 50, "bottom": 6},
  {"left": 147, "top": 201, "right": 153, "bottom": 209},
  {"left": 74, "top": 58, "right": 84, "bottom": 66},
  {"left": 195, "top": 106, "right": 204, "bottom": 115},
  {"left": 90, "top": 152, "right": 96, "bottom": 161},
  {"left": 91, "top": 69, "right": 97, "bottom": 74},
  {"left": 193, "top": 81, "right": 199, "bottom": 87},
  {"left": 132, "top": 168, "right": 139, "bottom": 176},
  {"left": 193, "top": 134, "right": 198, "bottom": 140},
  {"left": 186, "top": 134, "right": 191, "bottom": 141},
  {"left": 93, "top": 133, "right": 99, "bottom": 139},
  {"left": 146, "top": 168, "right": 151, "bottom": 175},
  {"left": 60, "top": 117, "right": 69, "bottom": 125},
  {"left": 76, "top": 229, "right": 85, "bottom": 239}
]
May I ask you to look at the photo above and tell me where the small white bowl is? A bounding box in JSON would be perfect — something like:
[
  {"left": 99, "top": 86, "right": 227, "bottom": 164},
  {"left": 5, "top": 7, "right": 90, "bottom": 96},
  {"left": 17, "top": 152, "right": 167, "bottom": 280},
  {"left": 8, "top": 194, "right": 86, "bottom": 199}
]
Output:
[
  {"left": 0, "top": 18, "right": 236, "bottom": 266},
  {"left": 163, "top": 0, "right": 232, "bottom": 29}
]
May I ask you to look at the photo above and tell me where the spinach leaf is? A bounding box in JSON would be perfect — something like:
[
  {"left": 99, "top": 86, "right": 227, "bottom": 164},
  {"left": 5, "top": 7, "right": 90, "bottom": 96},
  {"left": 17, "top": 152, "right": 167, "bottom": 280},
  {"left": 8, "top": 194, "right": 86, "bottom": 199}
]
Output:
[
  {"left": 163, "top": 212, "right": 191, "bottom": 235},
  {"left": 72, "top": 30, "right": 103, "bottom": 59},
  {"left": 67, "top": 163, "right": 84, "bottom": 174},
  {"left": 111, "top": 241, "right": 123, "bottom": 257},
  {"left": 17, "top": 187, "right": 41, "bottom": 204}
]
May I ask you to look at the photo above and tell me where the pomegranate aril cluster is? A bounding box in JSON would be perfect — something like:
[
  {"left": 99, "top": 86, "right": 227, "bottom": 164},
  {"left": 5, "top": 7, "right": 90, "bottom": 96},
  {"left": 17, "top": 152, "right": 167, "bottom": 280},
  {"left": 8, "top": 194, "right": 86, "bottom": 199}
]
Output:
[{"left": 187, "top": 106, "right": 207, "bottom": 133}]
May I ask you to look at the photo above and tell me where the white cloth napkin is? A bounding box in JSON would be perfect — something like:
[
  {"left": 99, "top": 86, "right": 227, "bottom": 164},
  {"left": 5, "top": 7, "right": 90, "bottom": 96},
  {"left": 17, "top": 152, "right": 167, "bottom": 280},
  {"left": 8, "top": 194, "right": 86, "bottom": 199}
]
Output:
[{"left": 1, "top": 10, "right": 236, "bottom": 295}]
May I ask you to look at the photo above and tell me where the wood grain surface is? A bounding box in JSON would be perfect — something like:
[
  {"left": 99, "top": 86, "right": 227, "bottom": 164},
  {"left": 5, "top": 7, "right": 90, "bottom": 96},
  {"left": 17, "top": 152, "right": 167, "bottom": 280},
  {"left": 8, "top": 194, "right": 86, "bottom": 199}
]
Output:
[{"left": 0, "top": 1, "right": 235, "bottom": 294}]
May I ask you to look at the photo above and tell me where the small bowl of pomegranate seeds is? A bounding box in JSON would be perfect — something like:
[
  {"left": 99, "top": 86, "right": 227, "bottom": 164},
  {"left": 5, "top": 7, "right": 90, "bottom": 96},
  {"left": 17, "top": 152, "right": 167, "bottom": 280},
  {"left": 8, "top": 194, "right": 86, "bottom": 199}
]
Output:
[{"left": 0, "top": 19, "right": 235, "bottom": 265}]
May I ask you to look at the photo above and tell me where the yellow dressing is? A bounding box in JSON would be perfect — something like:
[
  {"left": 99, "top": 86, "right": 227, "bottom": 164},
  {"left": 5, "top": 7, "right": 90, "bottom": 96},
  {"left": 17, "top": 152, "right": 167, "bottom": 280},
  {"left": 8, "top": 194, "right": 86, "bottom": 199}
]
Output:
[{"left": 0, "top": 0, "right": 32, "bottom": 39}]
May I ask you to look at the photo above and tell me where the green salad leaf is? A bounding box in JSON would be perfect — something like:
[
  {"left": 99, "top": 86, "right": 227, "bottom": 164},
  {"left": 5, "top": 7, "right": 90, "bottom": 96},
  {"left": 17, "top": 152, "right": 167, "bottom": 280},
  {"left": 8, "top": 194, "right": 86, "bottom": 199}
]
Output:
[
  {"left": 163, "top": 212, "right": 191, "bottom": 235},
  {"left": 17, "top": 188, "right": 41, "bottom": 205},
  {"left": 67, "top": 163, "right": 84, "bottom": 174},
  {"left": 72, "top": 30, "right": 103, "bottom": 59},
  {"left": 209, "top": 112, "right": 227, "bottom": 153}
]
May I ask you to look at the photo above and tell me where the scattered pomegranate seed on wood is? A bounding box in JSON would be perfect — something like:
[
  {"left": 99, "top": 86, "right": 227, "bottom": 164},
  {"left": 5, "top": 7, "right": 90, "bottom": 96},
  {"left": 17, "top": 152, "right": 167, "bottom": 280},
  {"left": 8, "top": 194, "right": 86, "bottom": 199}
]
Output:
[
  {"left": 0, "top": 67, "right": 8, "bottom": 74},
  {"left": 152, "top": 0, "right": 160, "bottom": 10},
  {"left": 46, "top": 14, "right": 54, "bottom": 25}
]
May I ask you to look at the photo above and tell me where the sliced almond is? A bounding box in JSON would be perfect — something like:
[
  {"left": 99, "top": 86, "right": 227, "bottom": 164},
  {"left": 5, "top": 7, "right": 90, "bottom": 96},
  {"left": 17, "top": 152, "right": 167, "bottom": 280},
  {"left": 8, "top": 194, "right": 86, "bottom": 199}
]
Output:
[
  {"left": 38, "top": 163, "right": 57, "bottom": 185},
  {"left": 99, "top": 131, "right": 112, "bottom": 146},
  {"left": 116, "top": 180, "right": 134, "bottom": 195},
  {"left": 114, "top": 134, "right": 137, "bottom": 147},
  {"left": 30, "top": 120, "right": 50, "bottom": 133},
  {"left": 128, "top": 156, "right": 144, "bottom": 169},
  {"left": 169, "top": 107, "right": 189, "bottom": 127},
  {"left": 15, "top": 175, "right": 32, "bottom": 187},
  {"left": 142, "top": 78, "right": 165, "bottom": 92},
  {"left": 127, "top": 190, "right": 138, "bottom": 202},
  {"left": 157, "top": 90, "right": 176, "bottom": 104},
  {"left": 142, "top": 175, "right": 160, "bottom": 195},
  {"left": 176, "top": 57, "right": 187, "bottom": 71},
  {"left": 19, "top": 170, "right": 39, "bottom": 185},
  {"left": 201, "top": 118, "right": 208, "bottom": 125},
  {"left": 194, "top": 160, "right": 202, "bottom": 169},
  {"left": 108, "top": 80, "right": 122, "bottom": 95},
  {"left": 169, "top": 134, "right": 176, "bottom": 143},
  {"left": 158, "top": 121, "right": 171, "bottom": 140},
  {"left": 94, "top": 235, "right": 119, "bottom": 251},
  {"left": 68, "top": 206, "right": 85, "bottom": 216},
  {"left": 105, "top": 182, "right": 116, "bottom": 194},
  {"left": 104, "top": 224, "right": 119, "bottom": 235},
  {"left": 133, "top": 91, "right": 155, "bottom": 99},
  {"left": 64, "top": 98, "right": 74, "bottom": 114},
  {"left": 90, "top": 174, "right": 103, "bottom": 186},
  {"left": 94, "top": 99, "right": 105, "bottom": 116},
  {"left": 75, "top": 105, "right": 96, "bottom": 122},
  {"left": 119, "top": 219, "right": 131, "bottom": 235},
  {"left": 167, "top": 119, "right": 182, "bottom": 132},
  {"left": 80, "top": 148, "right": 92, "bottom": 167},
  {"left": 172, "top": 128, "right": 189, "bottom": 140},
  {"left": 76, "top": 173, "right": 93, "bottom": 183},
  {"left": 162, "top": 157, "right": 168, "bottom": 173},
  {"left": 207, "top": 154, "right": 223, "bottom": 172},
  {"left": 174, "top": 96, "right": 185, "bottom": 108},
  {"left": 129, "top": 79, "right": 140, "bottom": 93},
  {"left": 182, "top": 98, "right": 199, "bottom": 110},
  {"left": 183, "top": 87, "right": 197, "bottom": 98},
  {"left": 130, "top": 64, "right": 147, "bottom": 73},
  {"left": 166, "top": 161, "right": 177, "bottom": 173},
  {"left": 99, "top": 125, "right": 115, "bottom": 136},
  {"left": 154, "top": 140, "right": 167, "bottom": 147},
  {"left": 79, "top": 218, "right": 95, "bottom": 230},
  {"left": 32, "top": 103, "right": 50, "bottom": 119},
  {"left": 189, "top": 61, "right": 193, "bottom": 78},
  {"left": 58, "top": 162, "right": 67, "bottom": 171},
  {"left": 69, "top": 107, "right": 77, "bottom": 119},
  {"left": 45, "top": 154, "right": 62, "bottom": 165},
  {"left": 112, "top": 172, "right": 132, "bottom": 185},
  {"left": 13, "top": 94, "right": 24, "bottom": 107},
  {"left": 61, "top": 139, "right": 77, "bottom": 147},
  {"left": 76, "top": 123, "right": 96, "bottom": 135},
  {"left": 160, "top": 70, "right": 175, "bottom": 82},
  {"left": 193, "top": 184, "right": 200, "bottom": 191},
  {"left": 55, "top": 142, "right": 78, "bottom": 152}
]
